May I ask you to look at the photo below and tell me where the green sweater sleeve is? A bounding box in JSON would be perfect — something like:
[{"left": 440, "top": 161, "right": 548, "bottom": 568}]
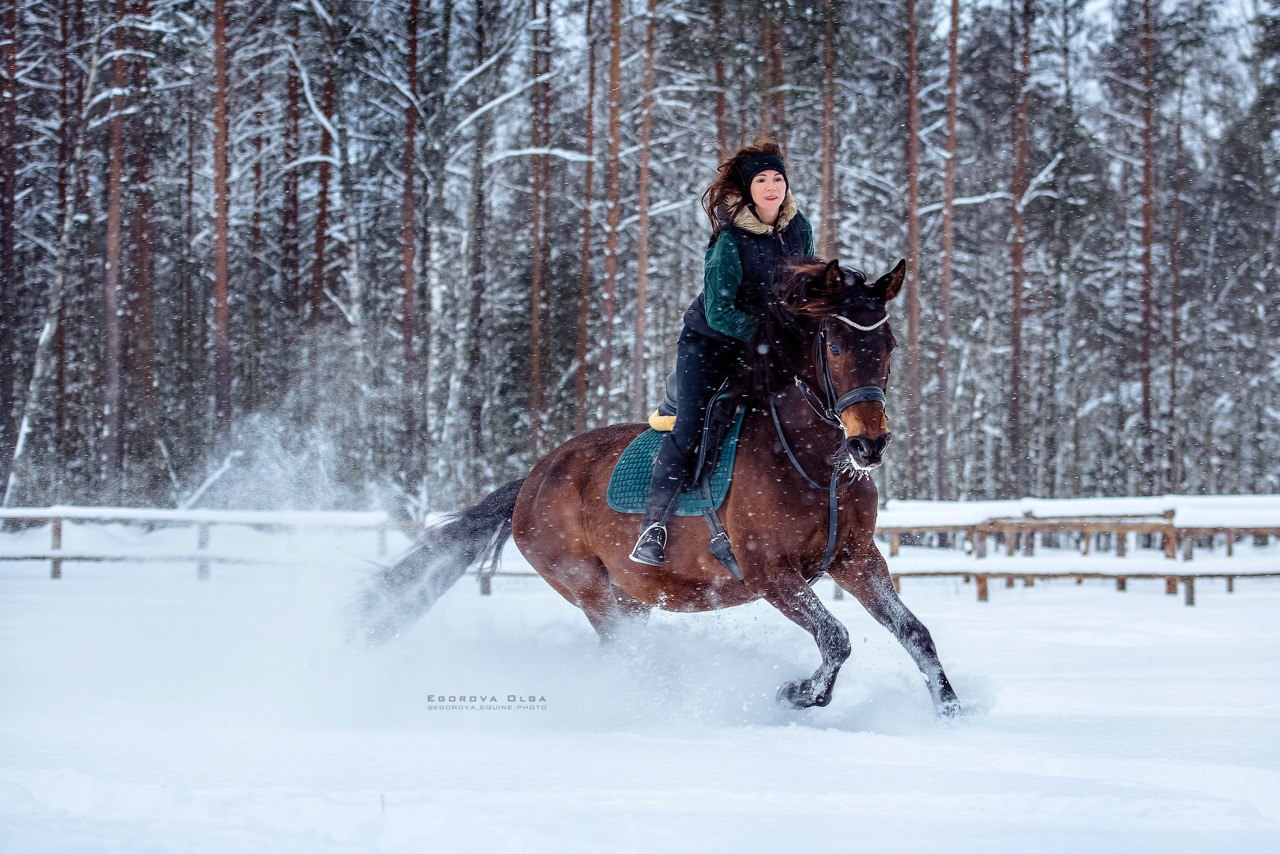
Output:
[
  {"left": 702, "top": 233, "right": 758, "bottom": 342},
  {"left": 800, "top": 214, "right": 816, "bottom": 257}
]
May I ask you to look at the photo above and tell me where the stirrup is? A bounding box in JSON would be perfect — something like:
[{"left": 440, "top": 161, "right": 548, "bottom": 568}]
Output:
[{"left": 629, "top": 522, "right": 667, "bottom": 567}]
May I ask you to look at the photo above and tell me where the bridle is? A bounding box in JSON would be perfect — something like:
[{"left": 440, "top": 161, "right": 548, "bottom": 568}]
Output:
[
  {"left": 764, "top": 309, "right": 890, "bottom": 579},
  {"left": 785, "top": 314, "right": 889, "bottom": 431}
]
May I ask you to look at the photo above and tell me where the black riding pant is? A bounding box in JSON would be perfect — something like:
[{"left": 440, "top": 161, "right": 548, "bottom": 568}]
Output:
[{"left": 642, "top": 325, "right": 749, "bottom": 522}]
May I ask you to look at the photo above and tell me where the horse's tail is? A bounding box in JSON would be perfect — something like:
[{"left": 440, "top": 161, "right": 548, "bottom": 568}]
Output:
[{"left": 352, "top": 477, "right": 525, "bottom": 646}]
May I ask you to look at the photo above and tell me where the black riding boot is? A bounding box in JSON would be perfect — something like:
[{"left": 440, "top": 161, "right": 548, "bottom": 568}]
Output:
[{"left": 629, "top": 436, "right": 693, "bottom": 567}]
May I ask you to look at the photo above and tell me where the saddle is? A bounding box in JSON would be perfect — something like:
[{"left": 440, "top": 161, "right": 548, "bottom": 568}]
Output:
[{"left": 607, "top": 372, "right": 748, "bottom": 580}]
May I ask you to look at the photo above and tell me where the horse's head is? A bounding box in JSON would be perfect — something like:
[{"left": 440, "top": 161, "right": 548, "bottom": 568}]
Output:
[{"left": 765, "top": 257, "right": 905, "bottom": 470}]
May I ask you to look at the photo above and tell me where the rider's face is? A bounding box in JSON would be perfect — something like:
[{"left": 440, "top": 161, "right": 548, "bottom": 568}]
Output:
[{"left": 749, "top": 170, "right": 786, "bottom": 212}]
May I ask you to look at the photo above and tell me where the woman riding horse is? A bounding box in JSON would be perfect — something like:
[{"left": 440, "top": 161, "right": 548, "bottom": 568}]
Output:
[
  {"left": 630, "top": 137, "right": 815, "bottom": 566},
  {"left": 355, "top": 218, "right": 964, "bottom": 713}
]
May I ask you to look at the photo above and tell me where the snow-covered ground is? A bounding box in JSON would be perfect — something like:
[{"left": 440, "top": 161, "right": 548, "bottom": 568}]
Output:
[{"left": 2, "top": 534, "right": 1279, "bottom": 852}]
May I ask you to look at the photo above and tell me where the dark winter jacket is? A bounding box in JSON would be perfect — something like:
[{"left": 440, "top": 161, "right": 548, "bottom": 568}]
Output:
[{"left": 684, "top": 189, "right": 816, "bottom": 343}]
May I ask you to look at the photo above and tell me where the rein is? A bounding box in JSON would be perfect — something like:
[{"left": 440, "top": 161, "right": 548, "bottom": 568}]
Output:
[{"left": 763, "top": 313, "right": 888, "bottom": 580}]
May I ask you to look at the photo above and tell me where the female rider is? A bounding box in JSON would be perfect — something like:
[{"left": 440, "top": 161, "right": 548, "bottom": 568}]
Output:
[{"left": 630, "top": 137, "right": 815, "bottom": 566}]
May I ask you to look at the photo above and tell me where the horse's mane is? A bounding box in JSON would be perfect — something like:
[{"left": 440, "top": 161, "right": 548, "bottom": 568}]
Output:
[
  {"left": 749, "top": 256, "right": 870, "bottom": 394},
  {"left": 772, "top": 259, "right": 866, "bottom": 317}
]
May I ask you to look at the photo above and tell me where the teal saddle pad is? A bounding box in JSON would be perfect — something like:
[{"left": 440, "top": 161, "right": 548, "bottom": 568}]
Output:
[{"left": 606, "top": 405, "right": 747, "bottom": 516}]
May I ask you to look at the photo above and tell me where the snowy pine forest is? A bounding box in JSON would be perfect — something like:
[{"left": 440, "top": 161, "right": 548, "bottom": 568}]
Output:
[{"left": 0, "top": 0, "right": 1276, "bottom": 516}]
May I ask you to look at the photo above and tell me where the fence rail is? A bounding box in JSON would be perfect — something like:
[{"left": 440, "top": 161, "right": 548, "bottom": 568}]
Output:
[
  {"left": 2, "top": 506, "right": 1276, "bottom": 609},
  {"left": 877, "top": 512, "right": 1279, "bottom": 562},
  {"left": 471, "top": 567, "right": 1280, "bottom": 607},
  {"left": 0, "top": 507, "right": 394, "bottom": 580}
]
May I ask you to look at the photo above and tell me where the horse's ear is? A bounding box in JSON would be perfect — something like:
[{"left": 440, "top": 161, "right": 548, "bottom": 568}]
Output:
[
  {"left": 821, "top": 259, "right": 843, "bottom": 294},
  {"left": 871, "top": 259, "right": 906, "bottom": 302}
]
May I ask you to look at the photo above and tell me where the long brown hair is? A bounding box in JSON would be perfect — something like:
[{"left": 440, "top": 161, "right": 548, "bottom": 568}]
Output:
[{"left": 701, "top": 133, "right": 788, "bottom": 246}]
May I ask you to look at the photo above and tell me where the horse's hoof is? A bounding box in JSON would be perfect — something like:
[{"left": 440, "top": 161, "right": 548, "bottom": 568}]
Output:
[
  {"left": 937, "top": 698, "right": 967, "bottom": 719},
  {"left": 777, "top": 679, "right": 825, "bottom": 709}
]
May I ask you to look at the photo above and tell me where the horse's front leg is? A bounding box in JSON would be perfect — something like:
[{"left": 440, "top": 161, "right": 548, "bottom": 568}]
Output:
[
  {"left": 828, "top": 546, "right": 963, "bottom": 717},
  {"left": 756, "top": 570, "right": 852, "bottom": 709}
]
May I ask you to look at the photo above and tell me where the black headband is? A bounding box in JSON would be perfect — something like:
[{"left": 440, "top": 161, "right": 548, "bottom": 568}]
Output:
[{"left": 737, "top": 152, "right": 787, "bottom": 188}]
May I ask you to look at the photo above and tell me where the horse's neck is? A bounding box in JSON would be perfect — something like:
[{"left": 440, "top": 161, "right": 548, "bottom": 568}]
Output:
[{"left": 745, "top": 383, "right": 840, "bottom": 484}]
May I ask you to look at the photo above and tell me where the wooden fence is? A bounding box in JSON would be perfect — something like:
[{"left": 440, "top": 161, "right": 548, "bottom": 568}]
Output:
[
  {"left": 2, "top": 506, "right": 1276, "bottom": 608},
  {"left": 0, "top": 507, "right": 392, "bottom": 579},
  {"left": 877, "top": 511, "right": 1280, "bottom": 562}
]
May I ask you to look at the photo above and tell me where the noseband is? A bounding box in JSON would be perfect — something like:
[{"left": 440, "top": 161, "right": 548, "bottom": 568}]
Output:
[{"left": 788, "top": 315, "right": 888, "bottom": 429}]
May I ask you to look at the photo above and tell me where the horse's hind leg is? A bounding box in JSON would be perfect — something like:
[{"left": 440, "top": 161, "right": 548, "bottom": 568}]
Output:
[
  {"left": 583, "top": 578, "right": 652, "bottom": 646},
  {"left": 759, "top": 572, "right": 852, "bottom": 709},
  {"left": 829, "top": 550, "right": 962, "bottom": 716},
  {"left": 535, "top": 556, "right": 651, "bottom": 645}
]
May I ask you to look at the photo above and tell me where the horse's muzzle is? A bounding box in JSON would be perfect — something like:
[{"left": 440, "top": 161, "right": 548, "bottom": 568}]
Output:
[{"left": 848, "top": 433, "right": 892, "bottom": 469}]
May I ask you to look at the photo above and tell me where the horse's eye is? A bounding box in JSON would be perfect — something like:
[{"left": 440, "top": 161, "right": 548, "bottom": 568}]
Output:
[{"left": 829, "top": 341, "right": 844, "bottom": 355}]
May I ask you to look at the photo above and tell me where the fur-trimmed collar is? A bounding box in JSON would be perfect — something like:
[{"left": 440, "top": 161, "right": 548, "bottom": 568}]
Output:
[{"left": 722, "top": 189, "right": 799, "bottom": 235}]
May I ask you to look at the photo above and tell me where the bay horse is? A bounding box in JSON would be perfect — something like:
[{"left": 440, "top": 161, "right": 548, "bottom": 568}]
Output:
[{"left": 356, "top": 258, "right": 962, "bottom": 715}]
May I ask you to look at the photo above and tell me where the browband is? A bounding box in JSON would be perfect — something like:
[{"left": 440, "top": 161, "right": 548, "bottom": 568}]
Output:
[{"left": 834, "top": 313, "right": 889, "bottom": 332}]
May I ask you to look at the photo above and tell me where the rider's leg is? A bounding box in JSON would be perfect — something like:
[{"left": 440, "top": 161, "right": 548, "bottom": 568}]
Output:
[{"left": 630, "top": 327, "right": 738, "bottom": 566}]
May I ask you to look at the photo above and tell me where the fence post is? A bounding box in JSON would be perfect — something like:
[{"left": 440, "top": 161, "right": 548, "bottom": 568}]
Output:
[
  {"left": 1116, "top": 576, "right": 1127, "bottom": 591},
  {"left": 973, "top": 528, "right": 987, "bottom": 558},
  {"left": 889, "top": 532, "right": 900, "bottom": 557},
  {"left": 50, "top": 518, "right": 63, "bottom": 580},
  {"left": 1182, "top": 534, "right": 1194, "bottom": 562},
  {"left": 1162, "top": 511, "right": 1177, "bottom": 560},
  {"left": 1165, "top": 576, "right": 1177, "bottom": 595},
  {"left": 197, "top": 523, "right": 210, "bottom": 580},
  {"left": 975, "top": 574, "right": 988, "bottom": 602},
  {"left": 1115, "top": 530, "right": 1127, "bottom": 557},
  {"left": 1226, "top": 576, "right": 1234, "bottom": 593},
  {"left": 1183, "top": 576, "right": 1195, "bottom": 607}
]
